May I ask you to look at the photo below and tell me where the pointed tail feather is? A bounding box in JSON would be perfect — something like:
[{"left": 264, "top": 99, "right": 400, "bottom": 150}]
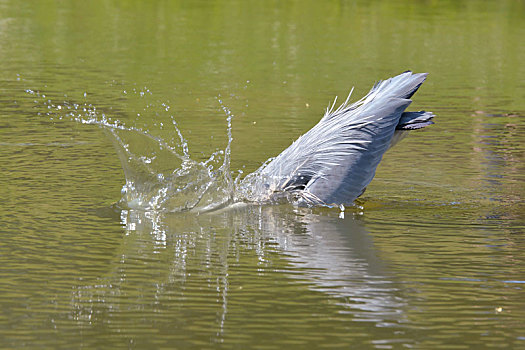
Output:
[{"left": 369, "top": 71, "right": 428, "bottom": 101}]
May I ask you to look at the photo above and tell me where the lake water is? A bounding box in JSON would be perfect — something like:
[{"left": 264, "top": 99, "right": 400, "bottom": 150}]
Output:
[{"left": 1, "top": 0, "right": 524, "bottom": 349}]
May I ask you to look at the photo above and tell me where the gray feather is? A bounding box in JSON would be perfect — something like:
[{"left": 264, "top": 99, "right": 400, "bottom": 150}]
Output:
[{"left": 245, "top": 71, "right": 434, "bottom": 207}]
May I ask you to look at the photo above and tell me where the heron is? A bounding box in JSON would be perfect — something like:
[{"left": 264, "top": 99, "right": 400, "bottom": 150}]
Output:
[{"left": 240, "top": 71, "right": 434, "bottom": 207}]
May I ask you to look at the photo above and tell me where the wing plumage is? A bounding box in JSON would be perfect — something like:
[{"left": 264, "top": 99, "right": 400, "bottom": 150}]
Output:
[{"left": 244, "top": 71, "right": 433, "bottom": 206}]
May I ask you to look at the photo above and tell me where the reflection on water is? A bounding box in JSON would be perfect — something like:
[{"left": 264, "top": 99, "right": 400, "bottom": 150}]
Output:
[
  {"left": 470, "top": 111, "right": 524, "bottom": 223},
  {"left": 255, "top": 208, "right": 403, "bottom": 320},
  {"left": 71, "top": 206, "right": 408, "bottom": 347}
]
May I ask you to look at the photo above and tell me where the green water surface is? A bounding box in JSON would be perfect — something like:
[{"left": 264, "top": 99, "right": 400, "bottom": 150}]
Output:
[{"left": 1, "top": 0, "right": 524, "bottom": 349}]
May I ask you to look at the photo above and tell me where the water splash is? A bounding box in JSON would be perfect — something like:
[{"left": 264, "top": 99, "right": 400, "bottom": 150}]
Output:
[{"left": 26, "top": 87, "right": 243, "bottom": 213}]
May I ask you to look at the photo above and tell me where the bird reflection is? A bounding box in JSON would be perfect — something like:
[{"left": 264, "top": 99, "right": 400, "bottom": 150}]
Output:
[
  {"left": 72, "top": 205, "right": 406, "bottom": 338},
  {"left": 230, "top": 205, "right": 405, "bottom": 322}
]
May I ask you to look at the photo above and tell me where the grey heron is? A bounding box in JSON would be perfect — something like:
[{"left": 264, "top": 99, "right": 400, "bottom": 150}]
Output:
[{"left": 241, "top": 71, "right": 434, "bottom": 207}]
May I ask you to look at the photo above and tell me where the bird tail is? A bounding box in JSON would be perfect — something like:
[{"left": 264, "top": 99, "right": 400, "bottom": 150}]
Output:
[
  {"left": 397, "top": 111, "right": 435, "bottom": 130},
  {"left": 321, "top": 71, "right": 429, "bottom": 123},
  {"left": 370, "top": 71, "right": 428, "bottom": 100}
]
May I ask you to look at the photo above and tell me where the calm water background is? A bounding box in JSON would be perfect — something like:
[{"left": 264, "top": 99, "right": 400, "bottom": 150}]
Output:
[{"left": 1, "top": 0, "right": 524, "bottom": 349}]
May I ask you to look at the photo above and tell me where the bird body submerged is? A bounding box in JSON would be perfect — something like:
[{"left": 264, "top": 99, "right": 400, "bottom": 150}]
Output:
[{"left": 241, "top": 71, "right": 434, "bottom": 207}]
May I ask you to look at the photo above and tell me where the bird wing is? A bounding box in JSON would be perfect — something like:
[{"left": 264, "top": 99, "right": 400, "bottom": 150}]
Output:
[
  {"left": 254, "top": 71, "right": 429, "bottom": 206},
  {"left": 300, "top": 98, "right": 412, "bottom": 205}
]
